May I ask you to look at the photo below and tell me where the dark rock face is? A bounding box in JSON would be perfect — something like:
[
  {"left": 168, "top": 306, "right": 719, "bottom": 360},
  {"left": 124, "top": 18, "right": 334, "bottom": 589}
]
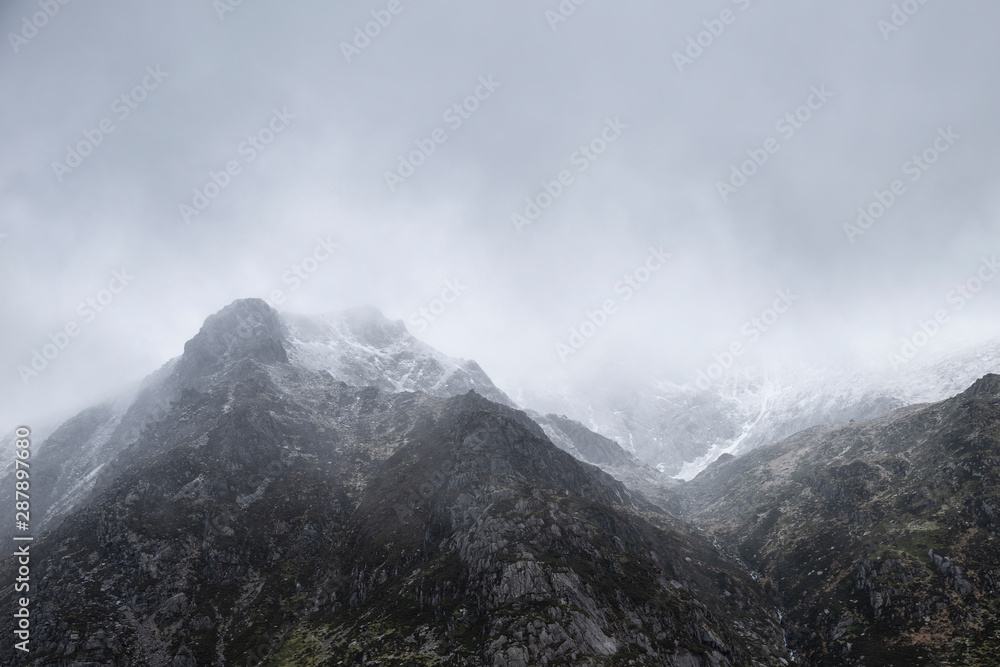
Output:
[
  {"left": 8, "top": 296, "right": 994, "bottom": 664},
  {"left": 0, "top": 299, "right": 791, "bottom": 666},
  {"left": 0, "top": 404, "right": 116, "bottom": 547},
  {"left": 1, "top": 300, "right": 650, "bottom": 558},
  {"left": 176, "top": 298, "right": 289, "bottom": 382},
  {"left": 680, "top": 374, "right": 1000, "bottom": 666},
  {"left": 532, "top": 412, "right": 639, "bottom": 470},
  {"left": 964, "top": 372, "right": 1000, "bottom": 398}
]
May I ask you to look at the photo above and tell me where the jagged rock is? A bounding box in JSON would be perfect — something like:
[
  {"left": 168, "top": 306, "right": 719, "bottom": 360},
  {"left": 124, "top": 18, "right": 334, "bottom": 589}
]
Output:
[
  {"left": 0, "top": 299, "right": 791, "bottom": 666},
  {"left": 682, "top": 375, "right": 1000, "bottom": 665}
]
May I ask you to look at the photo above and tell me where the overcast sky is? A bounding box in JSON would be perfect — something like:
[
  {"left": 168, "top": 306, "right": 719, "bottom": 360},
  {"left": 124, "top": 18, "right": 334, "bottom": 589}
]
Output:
[{"left": 2, "top": 0, "right": 999, "bottom": 435}]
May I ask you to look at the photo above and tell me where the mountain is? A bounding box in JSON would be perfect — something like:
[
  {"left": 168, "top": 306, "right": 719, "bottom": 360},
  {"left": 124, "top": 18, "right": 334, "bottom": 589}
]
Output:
[
  {"left": 0, "top": 299, "right": 791, "bottom": 665},
  {"left": 6, "top": 298, "right": 1000, "bottom": 663},
  {"left": 282, "top": 306, "right": 516, "bottom": 407},
  {"left": 0, "top": 301, "right": 654, "bottom": 545},
  {"left": 282, "top": 307, "right": 661, "bottom": 485},
  {"left": 527, "top": 341, "right": 1000, "bottom": 478},
  {"left": 529, "top": 410, "right": 682, "bottom": 514},
  {"left": 680, "top": 374, "right": 1000, "bottom": 665}
]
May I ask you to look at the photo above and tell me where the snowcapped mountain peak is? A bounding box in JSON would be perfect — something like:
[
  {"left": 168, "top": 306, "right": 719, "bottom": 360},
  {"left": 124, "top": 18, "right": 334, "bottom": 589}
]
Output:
[
  {"left": 161, "top": 299, "right": 513, "bottom": 408},
  {"left": 281, "top": 305, "right": 515, "bottom": 406},
  {"left": 298, "top": 305, "right": 408, "bottom": 346}
]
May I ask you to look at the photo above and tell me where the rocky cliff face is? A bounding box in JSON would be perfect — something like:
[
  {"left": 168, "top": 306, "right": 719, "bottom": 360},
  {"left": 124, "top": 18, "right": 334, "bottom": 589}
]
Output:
[
  {"left": 0, "top": 301, "right": 649, "bottom": 546},
  {"left": 9, "top": 298, "right": 996, "bottom": 664},
  {"left": 0, "top": 299, "right": 791, "bottom": 666},
  {"left": 681, "top": 374, "right": 1000, "bottom": 665},
  {"left": 280, "top": 305, "right": 656, "bottom": 486},
  {"left": 530, "top": 410, "right": 683, "bottom": 515}
]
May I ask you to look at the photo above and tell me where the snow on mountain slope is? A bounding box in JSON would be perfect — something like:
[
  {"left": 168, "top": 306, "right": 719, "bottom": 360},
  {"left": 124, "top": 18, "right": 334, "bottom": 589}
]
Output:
[
  {"left": 526, "top": 338, "right": 1000, "bottom": 480},
  {"left": 13, "top": 300, "right": 652, "bottom": 544},
  {"left": 284, "top": 307, "right": 515, "bottom": 407},
  {"left": 18, "top": 298, "right": 997, "bottom": 534},
  {"left": 39, "top": 391, "right": 134, "bottom": 524},
  {"left": 281, "top": 307, "right": 659, "bottom": 484}
]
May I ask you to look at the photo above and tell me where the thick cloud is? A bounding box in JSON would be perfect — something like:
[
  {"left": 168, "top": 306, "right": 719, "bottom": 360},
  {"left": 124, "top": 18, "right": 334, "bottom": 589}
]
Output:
[{"left": 2, "top": 0, "right": 999, "bottom": 433}]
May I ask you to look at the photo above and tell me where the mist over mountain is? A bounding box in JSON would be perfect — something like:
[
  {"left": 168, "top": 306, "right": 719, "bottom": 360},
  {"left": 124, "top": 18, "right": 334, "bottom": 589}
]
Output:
[
  {"left": 4, "top": 0, "right": 1000, "bottom": 457},
  {"left": 0, "top": 299, "right": 789, "bottom": 665},
  {"left": 681, "top": 372, "right": 1000, "bottom": 665},
  {"left": 0, "top": 300, "right": 651, "bottom": 546},
  {"left": 5, "top": 1, "right": 1000, "bottom": 664},
  {"left": 527, "top": 339, "right": 1000, "bottom": 478},
  {"left": 2, "top": 298, "right": 999, "bottom": 664}
]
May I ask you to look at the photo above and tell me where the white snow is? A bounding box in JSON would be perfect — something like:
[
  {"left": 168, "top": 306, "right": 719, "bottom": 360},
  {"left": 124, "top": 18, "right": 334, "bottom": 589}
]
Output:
[
  {"left": 521, "top": 338, "right": 1000, "bottom": 480},
  {"left": 281, "top": 309, "right": 512, "bottom": 405}
]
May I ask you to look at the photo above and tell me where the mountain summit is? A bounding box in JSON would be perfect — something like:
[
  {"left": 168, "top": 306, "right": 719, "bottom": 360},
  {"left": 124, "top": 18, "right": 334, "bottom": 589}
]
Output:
[
  {"left": 0, "top": 299, "right": 788, "bottom": 665},
  {"left": 2, "top": 300, "right": 650, "bottom": 547},
  {"left": 7, "top": 299, "right": 996, "bottom": 664},
  {"left": 176, "top": 298, "right": 289, "bottom": 380},
  {"left": 282, "top": 303, "right": 515, "bottom": 406}
]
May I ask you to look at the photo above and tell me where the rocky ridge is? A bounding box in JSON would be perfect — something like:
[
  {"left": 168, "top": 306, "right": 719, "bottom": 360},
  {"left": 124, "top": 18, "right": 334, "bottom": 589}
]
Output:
[{"left": 0, "top": 299, "right": 790, "bottom": 666}]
